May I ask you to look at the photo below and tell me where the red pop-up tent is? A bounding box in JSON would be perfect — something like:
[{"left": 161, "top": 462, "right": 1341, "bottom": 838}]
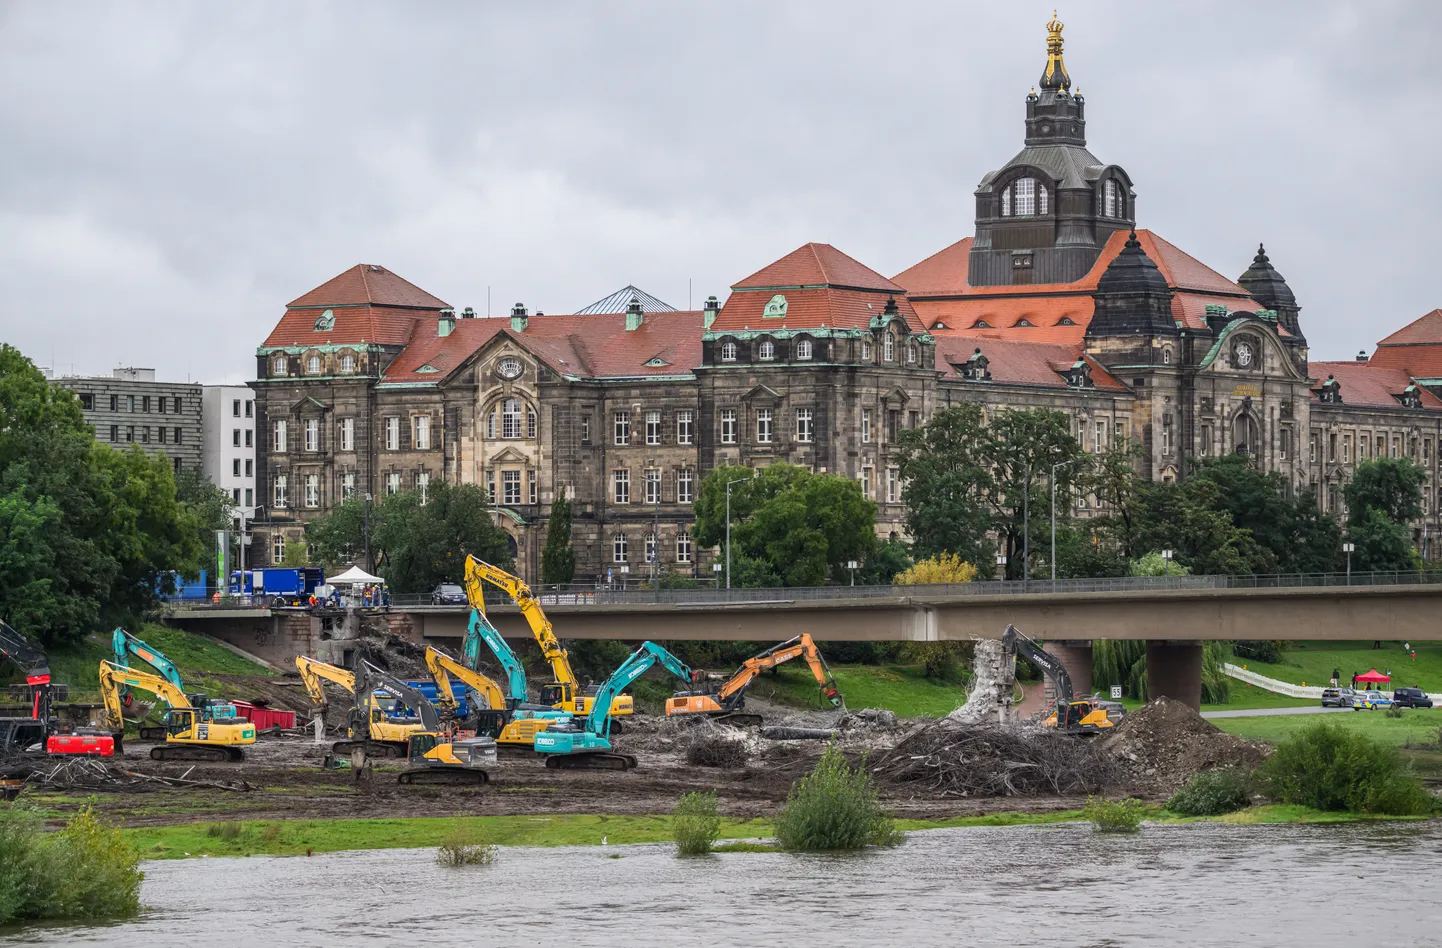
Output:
[{"left": 1356, "top": 669, "right": 1391, "bottom": 684}]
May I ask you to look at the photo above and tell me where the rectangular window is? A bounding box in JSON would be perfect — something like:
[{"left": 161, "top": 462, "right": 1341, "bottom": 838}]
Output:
[
  {"left": 274, "top": 419, "right": 288, "bottom": 452},
  {"left": 612, "top": 534, "right": 628, "bottom": 563},
  {"left": 126, "top": 394, "right": 134, "bottom": 412},
  {"left": 79, "top": 393, "right": 93, "bottom": 411},
  {"left": 1309, "top": 432, "right": 1318, "bottom": 463},
  {"left": 1328, "top": 434, "right": 1337, "bottom": 461},
  {"left": 677, "top": 468, "right": 695, "bottom": 504},
  {"left": 385, "top": 417, "right": 400, "bottom": 451},
  {"left": 1093, "top": 420, "right": 1107, "bottom": 453},
  {"left": 720, "top": 409, "right": 737, "bottom": 445},
  {"left": 173, "top": 457, "right": 182, "bottom": 473},
  {"left": 126, "top": 425, "right": 134, "bottom": 442},
  {"left": 416, "top": 470, "right": 429, "bottom": 504},
  {"left": 613, "top": 411, "right": 629, "bottom": 446},
  {"left": 385, "top": 472, "right": 400, "bottom": 496},
  {"left": 273, "top": 534, "right": 285, "bottom": 564},
  {"left": 486, "top": 410, "right": 497, "bottom": 440},
  {"left": 1163, "top": 415, "right": 1174, "bottom": 454},
  {"left": 528, "top": 469, "right": 537, "bottom": 505},
  {"left": 502, "top": 400, "right": 522, "bottom": 439},
  {"left": 142, "top": 395, "right": 150, "bottom": 413},
  {"left": 908, "top": 410, "right": 919, "bottom": 430},
  {"left": 886, "top": 468, "right": 899, "bottom": 503},
  {"left": 109, "top": 424, "right": 117, "bottom": 442},
  {"left": 861, "top": 408, "right": 871, "bottom": 444},
  {"left": 886, "top": 410, "right": 899, "bottom": 443},
  {"left": 158, "top": 396, "right": 167, "bottom": 415},
  {"left": 414, "top": 415, "right": 431, "bottom": 450},
  {"left": 1392, "top": 437, "right": 1400, "bottom": 459},
  {"left": 273, "top": 474, "right": 288, "bottom": 508},
  {"left": 861, "top": 466, "right": 872, "bottom": 499},
  {"left": 245, "top": 400, "right": 253, "bottom": 418},
  {"left": 244, "top": 429, "right": 252, "bottom": 447},
  {"left": 645, "top": 410, "right": 661, "bottom": 446},
  {"left": 244, "top": 487, "right": 253, "bottom": 507},
  {"left": 174, "top": 426, "right": 182, "bottom": 443},
  {"left": 232, "top": 428, "right": 241, "bottom": 447},
  {"left": 1280, "top": 429, "right": 1290, "bottom": 461},
  {"left": 645, "top": 469, "right": 660, "bottom": 505},
  {"left": 756, "top": 409, "right": 772, "bottom": 444},
  {"left": 245, "top": 459, "right": 253, "bottom": 477},
  {"left": 580, "top": 415, "right": 592, "bottom": 445},
  {"left": 305, "top": 418, "right": 319, "bottom": 452},
  {"left": 676, "top": 530, "right": 692, "bottom": 564},
  {"left": 342, "top": 472, "right": 355, "bottom": 500},
  {"left": 485, "top": 470, "right": 495, "bottom": 504},
  {"left": 1426, "top": 439, "right": 1433, "bottom": 464},
  {"left": 141, "top": 426, "right": 150, "bottom": 444},
  {"left": 232, "top": 458, "right": 241, "bottom": 477},
  {"left": 1343, "top": 435, "right": 1351, "bottom": 464},
  {"left": 340, "top": 418, "right": 354, "bottom": 452},
  {"left": 796, "top": 408, "right": 813, "bottom": 443},
  {"left": 676, "top": 411, "right": 693, "bottom": 445},
  {"left": 644, "top": 532, "right": 657, "bottom": 564},
  {"left": 110, "top": 394, "right": 118, "bottom": 412},
  {"left": 172, "top": 396, "right": 182, "bottom": 414},
  {"left": 613, "top": 469, "right": 630, "bottom": 504},
  {"left": 503, "top": 470, "right": 521, "bottom": 506},
  {"left": 304, "top": 474, "right": 319, "bottom": 508},
  {"left": 158, "top": 427, "right": 167, "bottom": 444},
  {"left": 527, "top": 408, "right": 536, "bottom": 440},
  {"left": 232, "top": 399, "right": 241, "bottom": 417}
]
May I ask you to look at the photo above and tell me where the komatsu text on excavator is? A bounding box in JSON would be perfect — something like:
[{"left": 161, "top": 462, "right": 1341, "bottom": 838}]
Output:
[
  {"left": 97, "top": 660, "right": 256, "bottom": 761},
  {"left": 666, "top": 634, "right": 842, "bottom": 727}
]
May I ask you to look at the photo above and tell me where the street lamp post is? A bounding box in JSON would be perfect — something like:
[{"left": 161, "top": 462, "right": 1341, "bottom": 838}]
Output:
[
  {"left": 1162, "top": 549, "right": 1174, "bottom": 577},
  {"left": 1022, "top": 461, "right": 1031, "bottom": 592},
  {"left": 724, "top": 475, "right": 752, "bottom": 591},
  {"left": 1343, "top": 542, "right": 1355, "bottom": 583},
  {"left": 1050, "top": 457, "right": 1086, "bottom": 582}
]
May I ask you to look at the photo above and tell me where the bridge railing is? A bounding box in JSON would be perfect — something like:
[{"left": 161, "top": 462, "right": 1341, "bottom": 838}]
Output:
[{"left": 382, "top": 569, "right": 1442, "bottom": 608}]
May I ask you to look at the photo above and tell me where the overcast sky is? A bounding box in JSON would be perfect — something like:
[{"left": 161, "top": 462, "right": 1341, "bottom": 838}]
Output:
[{"left": 2, "top": 1, "right": 1436, "bottom": 383}]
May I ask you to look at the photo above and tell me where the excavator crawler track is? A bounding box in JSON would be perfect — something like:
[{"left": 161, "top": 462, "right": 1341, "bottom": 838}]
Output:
[
  {"left": 397, "top": 768, "right": 491, "bottom": 786},
  {"left": 544, "top": 752, "right": 637, "bottom": 771},
  {"left": 331, "top": 740, "right": 407, "bottom": 758},
  {"left": 138, "top": 726, "right": 168, "bottom": 741},
  {"left": 150, "top": 745, "right": 244, "bottom": 762}
]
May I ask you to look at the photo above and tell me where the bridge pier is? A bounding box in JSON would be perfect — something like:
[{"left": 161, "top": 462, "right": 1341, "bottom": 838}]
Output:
[
  {"left": 1042, "top": 640, "right": 1093, "bottom": 706},
  {"left": 1146, "top": 640, "right": 1203, "bottom": 711}
]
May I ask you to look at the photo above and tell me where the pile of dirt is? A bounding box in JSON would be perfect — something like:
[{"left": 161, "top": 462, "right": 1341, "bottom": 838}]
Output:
[{"left": 1098, "top": 697, "right": 1270, "bottom": 794}]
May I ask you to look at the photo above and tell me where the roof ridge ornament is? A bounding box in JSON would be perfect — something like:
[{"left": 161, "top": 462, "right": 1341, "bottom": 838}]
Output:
[{"left": 1040, "top": 10, "right": 1070, "bottom": 91}]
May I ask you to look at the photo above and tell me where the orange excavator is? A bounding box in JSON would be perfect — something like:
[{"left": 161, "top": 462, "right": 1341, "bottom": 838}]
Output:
[{"left": 665, "top": 634, "right": 841, "bottom": 727}]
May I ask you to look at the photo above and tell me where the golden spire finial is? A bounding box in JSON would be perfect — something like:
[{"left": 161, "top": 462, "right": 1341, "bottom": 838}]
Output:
[
  {"left": 1040, "top": 10, "right": 1070, "bottom": 91},
  {"left": 1047, "top": 10, "right": 1063, "bottom": 36}
]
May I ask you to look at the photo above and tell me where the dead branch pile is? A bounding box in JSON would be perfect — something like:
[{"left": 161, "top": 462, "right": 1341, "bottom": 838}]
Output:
[
  {"left": 872, "top": 722, "right": 1119, "bottom": 797},
  {"left": 7, "top": 756, "right": 255, "bottom": 793},
  {"left": 683, "top": 724, "right": 751, "bottom": 768}
]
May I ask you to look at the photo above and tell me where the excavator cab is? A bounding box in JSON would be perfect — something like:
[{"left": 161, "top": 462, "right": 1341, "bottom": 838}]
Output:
[
  {"left": 165, "top": 708, "right": 196, "bottom": 739},
  {"left": 470, "top": 710, "right": 508, "bottom": 741},
  {"left": 538, "top": 682, "right": 571, "bottom": 708}
]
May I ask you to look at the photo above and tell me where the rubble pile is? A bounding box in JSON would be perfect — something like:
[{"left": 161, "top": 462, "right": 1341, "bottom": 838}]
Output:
[
  {"left": 944, "top": 638, "right": 1013, "bottom": 726},
  {"left": 872, "top": 722, "right": 1118, "bottom": 797},
  {"left": 1098, "top": 697, "right": 1270, "bottom": 793},
  {"left": 683, "top": 721, "right": 752, "bottom": 768},
  {"left": 3, "top": 755, "right": 255, "bottom": 793}
]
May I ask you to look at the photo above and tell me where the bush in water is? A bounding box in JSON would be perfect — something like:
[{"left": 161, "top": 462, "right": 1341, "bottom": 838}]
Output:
[
  {"left": 0, "top": 804, "right": 142, "bottom": 925},
  {"left": 1083, "top": 796, "right": 1146, "bottom": 833},
  {"left": 1258, "top": 720, "right": 1436, "bottom": 816},
  {"left": 673, "top": 791, "right": 723, "bottom": 855},
  {"left": 774, "top": 744, "right": 902, "bottom": 852},
  {"left": 435, "top": 827, "right": 498, "bottom": 867},
  {"left": 1165, "top": 769, "right": 1252, "bottom": 817}
]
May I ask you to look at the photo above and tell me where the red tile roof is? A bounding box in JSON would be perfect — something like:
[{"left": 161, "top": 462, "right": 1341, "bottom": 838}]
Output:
[
  {"left": 933, "top": 336, "right": 1128, "bottom": 392},
  {"left": 287, "top": 264, "right": 450, "bottom": 310},
  {"left": 734, "top": 243, "right": 904, "bottom": 292},
  {"left": 710, "top": 287, "right": 926, "bottom": 334},
  {"left": 378, "top": 311, "right": 707, "bottom": 383},
  {"left": 1309, "top": 361, "right": 1442, "bottom": 411},
  {"left": 1375, "top": 308, "right": 1442, "bottom": 347},
  {"left": 262, "top": 305, "right": 438, "bottom": 348},
  {"left": 1369, "top": 310, "right": 1442, "bottom": 377}
]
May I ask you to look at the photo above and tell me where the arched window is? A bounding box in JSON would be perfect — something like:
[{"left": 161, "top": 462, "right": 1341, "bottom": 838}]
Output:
[
  {"left": 339, "top": 353, "right": 356, "bottom": 373},
  {"left": 860, "top": 339, "right": 872, "bottom": 361},
  {"left": 1163, "top": 347, "right": 1172, "bottom": 365},
  {"left": 720, "top": 341, "right": 737, "bottom": 362},
  {"left": 676, "top": 529, "right": 692, "bottom": 563},
  {"left": 501, "top": 398, "right": 523, "bottom": 438},
  {"left": 796, "top": 339, "right": 813, "bottom": 360},
  {"left": 1104, "top": 179, "right": 1119, "bottom": 218},
  {"left": 612, "top": 533, "right": 628, "bottom": 563},
  {"left": 758, "top": 339, "right": 775, "bottom": 360},
  {"left": 306, "top": 354, "right": 321, "bottom": 375},
  {"left": 1014, "top": 177, "right": 1036, "bottom": 216},
  {"left": 907, "top": 344, "right": 917, "bottom": 364},
  {"left": 883, "top": 334, "right": 895, "bottom": 362},
  {"left": 527, "top": 408, "right": 537, "bottom": 439},
  {"left": 1001, "top": 187, "right": 1011, "bottom": 217},
  {"left": 1039, "top": 183, "right": 1049, "bottom": 215},
  {"left": 644, "top": 531, "right": 657, "bottom": 564},
  {"left": 271, "top": 354, "right": 287, "bottom": 376}
]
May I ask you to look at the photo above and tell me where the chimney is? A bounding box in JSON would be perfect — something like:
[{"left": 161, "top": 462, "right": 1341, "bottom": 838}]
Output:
[
  {"left": 511, "top": 302, "right": 529, "bottom": 332},
  {"left": 1355, "top": 349, "right": 1368, "bottom": 363},
  {"left": 625, "top": 297, "right": 644, "bottom": 332},
  {"left": 461, "top": 306, "right": 476, "bottom": 319},
  {"left": 437, "top": 308, "right": 456, "bottom": 337},
  {"left": 703, "top": 295, "right": 720, "bottom": 330}
]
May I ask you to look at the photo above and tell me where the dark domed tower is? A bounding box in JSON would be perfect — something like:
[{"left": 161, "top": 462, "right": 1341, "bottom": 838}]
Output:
[
  {"left": 969, "top": 14, "right": 1135, "bottom": 287},
  {"left": 1237, "top": 244, "right": 1307, "bottom": 371},
  {"left": 1086, "top": 231, "right": 1177, "bottom": 355}
]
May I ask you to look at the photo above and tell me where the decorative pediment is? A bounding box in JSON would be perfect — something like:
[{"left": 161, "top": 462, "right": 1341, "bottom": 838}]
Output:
[
  {"left": 741, "top": 384, "right": 782, "bottom": 405},
  {"left": 489, "top": 446, "right": 530, "bottom": 465},
  {"left": 881, "top": 386, "right": 911, "bottom": 408},
  {"left": 289, "top": 394, "right": 329, "bottom": 414}
]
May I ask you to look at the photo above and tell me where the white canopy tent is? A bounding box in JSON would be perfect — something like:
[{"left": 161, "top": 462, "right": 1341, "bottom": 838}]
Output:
[{"left": 327, "top": 566, "right": 385, "bottom": 585}]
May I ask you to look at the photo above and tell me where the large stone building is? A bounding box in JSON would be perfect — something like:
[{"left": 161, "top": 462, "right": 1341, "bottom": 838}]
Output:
[
  {"left": 252, "top": 16, "right": 1442, "bottom": 579},
  {"left": 55, "top": 367, "right": 204, "bottom": 473}
]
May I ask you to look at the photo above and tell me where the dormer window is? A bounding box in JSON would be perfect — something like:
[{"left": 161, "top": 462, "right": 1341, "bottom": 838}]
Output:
[
  {"left": 960, "top": 348, "right": 991, "bottom": 381},
  {"left": 758, "top": 339, "right": 775, "bottom": 361},
  {"left": 271, "top": 354, "right": 287, "bottom": 376},
  {"left": 1057, "top": 317, "right": 1076, "bottom": 326},
  {"left": 932, "top": 321, "right": 949, "bottom": 330},
  {"left": 312, "top": 309, "right": 334, "bottom": 332},
  {"left": 339, "top": 353, "right": 356, "bottom": 373},
  {"left": 1103, "top": 179, "right": 1120, "bottom": 218},
  {"left": 973, "top": 320, "right": 991, "bottom": 329},
  {"left": 1015, "top": 319, "right": 1033, "bottom": 327},
  {"left": 1001, "top": 177, "right": 1048, "bottom": 217},
  {"left": 796, "top": 339, "right": 813, "bottom": 361},
  {"left": 306, "top": 354, "right": 321, "bottom": 374},
  {"left": 860, "top": 339, "right": 872, "bottom": 361},
  {"left": 907, "top": 344, "right": 917, "bottom": 364},
  {"left": 720, "top": 341, "right": 737, "bottom": 362},
  {"left": 882, "top": 334, "right": 895, "bottom": 362}
]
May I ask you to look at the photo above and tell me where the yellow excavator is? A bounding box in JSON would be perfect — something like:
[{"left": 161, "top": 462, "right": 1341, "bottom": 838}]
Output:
[
  {"left": 465, "top": 557, "right": 633, "bottom": 723},
  {"left": 666, "top": 634, "right": 842, "bottom": 727},
  {"left": 295, "top": 655, "right": 428, "bottom": 758},
  {"left": 1002, "top": 625, "right": 1125, "bottom": 734},
  {"left": 354, "top": 659, "right": 497, "bottom": 785},
  {"left": 423, "top": 645, "right": 568, "bottom": 750},
  {"left": 98, "top": 660, "right": 256, "bottom": 761}
]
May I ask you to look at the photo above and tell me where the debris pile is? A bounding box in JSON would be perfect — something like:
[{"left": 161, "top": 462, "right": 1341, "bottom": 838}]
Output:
[
  {"left": 683, "top": 722, "right": 751, "bottom": 768},
  {"left": 1098, "top": 697, "right": 1270, "bottom": 793},
  {"left": 872, "top": 722, "right": 1118, "bottom": 797},
  {"left": 6, "top": 756, "right": 255, "bottom": 793}
]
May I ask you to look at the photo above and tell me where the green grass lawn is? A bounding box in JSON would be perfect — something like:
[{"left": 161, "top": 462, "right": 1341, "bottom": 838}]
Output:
[
  {"left": 748, "top": 662, "right": 965, "bottom": 717},
  {"left": 1212, "top": 706, "right": 1442, "bottom": 746},
  {"left": 1237, "top": 641, "right": 1442, "bottom": 692},
  {"left": 39, "top": 622, "right": 272, "bottom": 702}
]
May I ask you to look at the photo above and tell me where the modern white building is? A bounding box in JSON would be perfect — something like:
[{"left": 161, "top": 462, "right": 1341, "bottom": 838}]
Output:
[{"left": 202, "top": 385, "right": 258, "bottom": 563}]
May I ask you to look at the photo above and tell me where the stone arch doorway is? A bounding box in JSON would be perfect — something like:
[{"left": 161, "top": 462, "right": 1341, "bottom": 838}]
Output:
[{"left": 1233, "top": 412, "right": 1261, "bottom": 458}]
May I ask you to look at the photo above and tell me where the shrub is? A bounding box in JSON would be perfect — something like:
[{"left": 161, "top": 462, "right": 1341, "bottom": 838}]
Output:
[
  {"left": 1166, "top": 769, "right": 1252, "bottom": 816},
  {"left": 773, "top": 744, "right": 901, "bottom": 851},
  {"left": 673, "top": 791, "right": 722, "bottom": 855},
  {"left": 1258, "top": 720, "right": 1436, "bottom": 816},
  {"left": 435, "top": 827, "right": 497, "bottom": 867},
  {"left": 1384, "top": 706, "right": 1404, "bottom": 719},
  {"left": 207, "top": 821, "right": 245, "bottom": 841},
  {"left": 0, "top": 804, "right": 142, "bottom": 925},
  {"left": 1083, "top": 796, "right": 1145, "bottom": 833}
]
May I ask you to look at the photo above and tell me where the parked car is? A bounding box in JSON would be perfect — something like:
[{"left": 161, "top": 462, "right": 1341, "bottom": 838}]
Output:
[
  {"left": 1392, "top": 687, "right": 1434, "bottom": 709},
  {"left": 430, "top": 582, "right": 467, "bottom": 605},
  {"left": 1321, "top": 688, "right": 1355, "bottom": 708},
  {"left": 1354, "top": 690, "right": 1394, "bottom": 710}
]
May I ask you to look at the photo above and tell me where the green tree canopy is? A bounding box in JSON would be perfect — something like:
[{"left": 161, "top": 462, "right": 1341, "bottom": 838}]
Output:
[
  {"left": 1345, "top": 506, "right": 1417, "bottom": 573},
  {"left": 1191, "top": 454, "right": 1341, "bottom": 573},
  {"left": 306, "top": 481, "right": 513, "bottom": 593},
  {"left": 1344, "top": 457, "right": 1425, "bottom": 525},
  {"left": 540, "top": 494, "right": 576, "bottom": 586},
  {"left": 693, "top": 463, "right": 876, "bottom": 587}
]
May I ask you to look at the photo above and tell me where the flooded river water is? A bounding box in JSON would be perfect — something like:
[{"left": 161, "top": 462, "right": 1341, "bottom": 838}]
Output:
[{"left": 3, "top": 821, "right": 1439, "bottom": 947}]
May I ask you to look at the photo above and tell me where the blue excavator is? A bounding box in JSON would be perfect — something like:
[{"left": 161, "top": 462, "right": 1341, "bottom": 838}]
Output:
[
  {"left": 112, "top": 628, "right": 237, "bottom": 739},
  {"left": 533, "top": 641, "right": 697, "bottom": 771}
]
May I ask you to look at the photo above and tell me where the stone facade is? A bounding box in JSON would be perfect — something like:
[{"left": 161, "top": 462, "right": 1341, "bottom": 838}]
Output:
[{"left": 55, "top": 367, "right": 203, "bottom": 473}]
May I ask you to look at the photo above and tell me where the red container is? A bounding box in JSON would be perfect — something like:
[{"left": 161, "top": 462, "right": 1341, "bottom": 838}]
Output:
[
  {"left": 231, "top": 701, "right": 296, "bottom": 730},
  {"left": 47, "top": 733, "right": 115, "bottom": 756}
]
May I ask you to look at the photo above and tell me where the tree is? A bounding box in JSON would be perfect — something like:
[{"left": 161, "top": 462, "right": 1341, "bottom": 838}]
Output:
[
  {"left": 1346, "top": 507, "right": 1416, "bottom": 573},
  {"left": 304, "top": 481, "right": 512, "bottom": 593},
  {"left": 1129, "top": 551, "right": 1190, "bottom": 576},
  {"left": 894, "top": 553, "right": 978, "bottom": 585},
  {"left": 858, "top": 536, "right": 912, "bottom": 585},
  {"left": 1192, "top": 454, "right": 1341, "bottom": 573},
  {"left": 694, "top": 463, "right": 876, "bottom": 587},
  {"left": 540, "top": 495, "right": 576, "bottom": 586},
  {"left": 1344, "top": 458, "right": 1425, "bottom": 525}
]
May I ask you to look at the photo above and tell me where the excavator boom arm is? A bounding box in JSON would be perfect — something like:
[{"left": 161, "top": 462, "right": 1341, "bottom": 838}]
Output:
[
  {"left": 97, "top": 660, "right": 193, "bottom": 731},
  {"left": 714, "top": 634, "right": 841, "bottom": 707},
  {"left": 0, "top": 620, "right": 49, "bottom": 680},
  {"left": 467, "top": 556, "right": 576, "bottom": 691},
  {"left": 358, "top": 661, "right": 441, "bottom": 733},
  {"left": 425, "top": 646, "right": 506, "bottom": 712},
  {"left": 295, "top": 656, "right": 355, "bottom": 708},
  {"left": 1002, "top": 624, "right": 1073, "bottom": 705},
  {"left": 112, "top": 627, "right": 184, "bottom": 690},
  {"left": 462, "top": 607, "right": 529, "bottom": 702},
  {"left": 587, "top": 642, "right": 692, "bottom": 737}
]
